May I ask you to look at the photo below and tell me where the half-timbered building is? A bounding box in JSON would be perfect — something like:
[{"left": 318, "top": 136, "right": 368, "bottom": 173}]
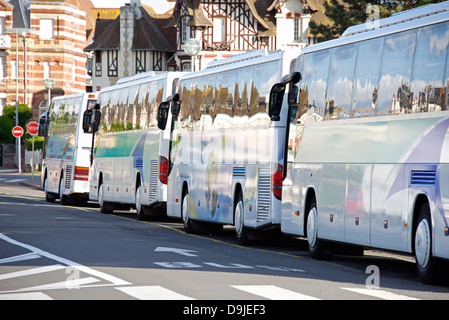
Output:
[
  {"left": 84, "top": 0, "right": 176, "bottom": 92},
  {"left": 168, "top": 0, "right": 326, "bottom": 71}
]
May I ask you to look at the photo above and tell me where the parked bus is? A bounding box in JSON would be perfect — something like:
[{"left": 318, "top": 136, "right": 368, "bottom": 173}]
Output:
[
  {"left": 86, "top": 72, "right": 184, "bottom": 219},
  {"left": 40, "top": 92, "right": 98, "bottom": 204},
  {"left": 279, "top": 2, "right": 449, "bottom": 283},
  {"left": 163, "top": 49, "right": 301, "bottom": 244}
]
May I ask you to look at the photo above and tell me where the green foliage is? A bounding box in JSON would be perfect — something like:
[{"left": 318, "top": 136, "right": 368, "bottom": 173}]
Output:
[
  {"left": 309, "top": 0, "right": 447, "bottom": 42},
  {"left": 0, "top": 104, "right": 33, "bottom": 144},
  {"left": 27, "top": 136, "right": 45, "bottom": 151}
]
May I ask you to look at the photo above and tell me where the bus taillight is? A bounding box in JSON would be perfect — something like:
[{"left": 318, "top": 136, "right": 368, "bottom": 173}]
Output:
[
  {"left": 159, "top": 156, "right": 168, "bottom": 184},
  {"left": 272, "top": 163, "right": 283, "bottom": 200},
  {"left": 74, "top": 166, "right": 89, "bottom": 181}
]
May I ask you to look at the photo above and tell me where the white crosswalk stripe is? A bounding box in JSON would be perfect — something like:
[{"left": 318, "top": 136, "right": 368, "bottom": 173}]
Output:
[
  {"left": 116, "top": 286, "right": 195, "bottom": 300},
  {"left": 232, "top": 285, "right": 320, "bottom": 300}
]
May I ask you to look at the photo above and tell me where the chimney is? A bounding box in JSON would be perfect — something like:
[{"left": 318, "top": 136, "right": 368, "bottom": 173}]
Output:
[{"left": 120, "top": 3, "right": 135, "bottom": 78}]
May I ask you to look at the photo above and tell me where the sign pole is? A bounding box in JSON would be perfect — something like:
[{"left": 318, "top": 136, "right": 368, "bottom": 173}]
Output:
[{"left": 26, "top": 121, "right": 39, "bottom": 179}]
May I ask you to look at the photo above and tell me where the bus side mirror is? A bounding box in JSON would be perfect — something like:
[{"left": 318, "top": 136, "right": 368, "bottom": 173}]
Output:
[
  {"left": 38, "top": 112, "right": 48, "bottom": 136},
  {"left": 92, "top": 109, "right": 101, "bottom": 133},
  {"left": 82, "top": 110, "right": 92, "bottom": 133},
  {"left": 171, "top": 102, "right": 180, "bottom": 119},
  {"left": 157, "top": 102, "right": 169, "bottom": 130},
  {"left": 268, "top": 83, "right": 286, "bottom": 121}
]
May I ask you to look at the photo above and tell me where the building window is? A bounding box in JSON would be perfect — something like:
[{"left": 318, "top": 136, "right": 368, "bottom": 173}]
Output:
[
  {"left": 136, "top": 51, "right": 146, "bottom": 73},
  {"left": 181, "top": 16, "right": 190, "bottom": 43},
  {"left": 43, "top": 61, "right": 50, "bottom": 79},
  {"left": 213, "top": 17, "right": 226, "bottom": 42},
  {"left": 0, "top": 56, "right": 5, "bottom": 81},
  {"left": 95, "top": 51, "right": 102, "bottom": 77},
  {"left": 40, "top": 19, "right": 54, "bottom": 39},
  {"left": 294, "top": 18, "right": 300, "bottom": 42},
  {"left": 107, "top": 50, "right": 118, "bottom": 77},
  {"left": 11, "top": 60, "right": 16, "bottom": 79}
]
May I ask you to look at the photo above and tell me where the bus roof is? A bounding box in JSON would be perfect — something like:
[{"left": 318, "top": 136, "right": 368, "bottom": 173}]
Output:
[
  {"left": 51, "top": 92, "right": 97, "bottom": 101},
  {"left": 180, "top": 48, "right": 301, "bottom": 81},
  {"left": 300, "top": 1, "right": 449, "bottom": 56},
  {"left": 99, "top": 71, "right": 185, "bottom": 94}
]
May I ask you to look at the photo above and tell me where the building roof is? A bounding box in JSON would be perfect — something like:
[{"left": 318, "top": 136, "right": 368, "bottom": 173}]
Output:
[{"left": 85, "top": 5, "right": 175, "bottom": 52}]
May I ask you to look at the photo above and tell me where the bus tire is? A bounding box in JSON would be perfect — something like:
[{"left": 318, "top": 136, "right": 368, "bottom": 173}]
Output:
[
  {"left": 414, "top": 203, "right": 444, "bottom": 284},
  {"left": 59, "top": 174, "right": 69, "bottom": 205},
  {"left": 44, "top": 174, "right": 56, "bottom": 203},
  {"left": 181, "top": 190, "right": 194, "bottom": 234},
  {"left": 98, "top": 183, "right": 112, "bottom": 214},
  {"left": 135, "top": 184, "right": 145, "bottom": 221},
  {"left": 306, "top": 199, "right": 331, "bottom": 260},
  {"left": 234, "top": 191, "right": 250, "bottom": 246}
]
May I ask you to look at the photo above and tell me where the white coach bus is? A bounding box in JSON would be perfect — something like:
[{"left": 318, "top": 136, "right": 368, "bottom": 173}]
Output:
[
  {"left": 41, "top": 92, "right": 98, "bottom": 204},
  {"left": 86, "top": 72, "right": 184, "bottom": 219},
  {"left": 279, "top": 2, "right": 449, "bottom": 283},
  {"left": 163, "top": 49, "right": 301, "bottom": 244}
]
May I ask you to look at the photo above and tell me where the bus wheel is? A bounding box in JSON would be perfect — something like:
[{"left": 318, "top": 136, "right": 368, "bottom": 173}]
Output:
[
  {"left": 59, "top": 175, "right": 69, "bottom": 205},
  {"left": 181, "top": 191, "right": 194, "bottom": 233},
  {"left": 98, "top": 183, "right": 112, "bottom": 214},
  {"left": 44, "top": 175, "right": 56, "bottom": 202},
  {"left": 234, "top": 192, "right": 250, "bottom": 246},
  {"left": 135, "top": 184, "right": 145, "bottom": 221},
  {"left": 306, "top": 199, "right": 331, "bottom": 260},
  {"left": 414, "top": 203, "right": 442, "bottom": 284}
]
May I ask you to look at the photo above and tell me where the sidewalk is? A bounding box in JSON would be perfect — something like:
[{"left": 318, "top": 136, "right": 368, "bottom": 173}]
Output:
[{"left": 0, "top": 167, "right": 42, "bottom": 190}]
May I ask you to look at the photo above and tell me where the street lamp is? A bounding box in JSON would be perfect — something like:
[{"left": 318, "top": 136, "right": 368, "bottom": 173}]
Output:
[
  {"left": 6, "top": 27, "right": 36, "bottom": 174},
  {"left": 184, "top": 38, "right": 201, "bottom": 71}
]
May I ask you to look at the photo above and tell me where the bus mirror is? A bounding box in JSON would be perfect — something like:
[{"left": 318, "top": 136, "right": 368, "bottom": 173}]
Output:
[
  {"left": 166, "top": 93, "right": 180, "bottom": 103},
  {"left": 82, "top": 110, "right": 93, "bottom": 133},
  {"left": 289, "top": 84, "right": 299, "bottom": 106},
  {"left": 171, "top": 101, "right": 181, "bottom": 118},
  {"left": 92, "top": 110, "right": 101, "bottom": 133},
  {"left": 269, "top": 83, "right": 286, "bottom": 121},
  {"left": 281, "top": 72, "right": 301, "bottom": 85},
  {"left": 38, "top": 112, "right": 48, "bottom": 137},
  {"left": 158, "top": 102, "right": 169, "bottom": 130}
]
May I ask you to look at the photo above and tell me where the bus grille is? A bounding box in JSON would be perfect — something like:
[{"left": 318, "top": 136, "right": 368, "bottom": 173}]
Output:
[
  {"left": 149, "top": 159, "right": 158, "bottom": 202},
  {"left": 65, "top": 165, "right": 73, "bottom": 190},
  {"left": 233, "top": 166, "right": 245, "bottom": 178},
  {"left": 257, "top": 167, "right": 271, "bottom": 222},
  {"left": 410, "top": 170, "right": 436, "bottom": 186}
]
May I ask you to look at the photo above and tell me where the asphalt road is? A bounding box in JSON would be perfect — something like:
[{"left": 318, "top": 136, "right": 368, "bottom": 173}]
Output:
[{"left": 0, "top": 169, "right": 448, "bottom": 306}]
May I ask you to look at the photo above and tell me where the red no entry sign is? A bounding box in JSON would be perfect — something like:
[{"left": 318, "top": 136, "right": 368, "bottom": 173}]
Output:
[
  {"left": 27, "top": 121, "right": 39, "bottom": 135},
  {"left": 12, "top": 126, "right": 24, "bottom": 138}
]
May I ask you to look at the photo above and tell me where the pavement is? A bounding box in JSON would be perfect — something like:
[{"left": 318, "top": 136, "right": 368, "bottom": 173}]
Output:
[{"left": 0, "top": 167, "right": 42, "bottom": 190}]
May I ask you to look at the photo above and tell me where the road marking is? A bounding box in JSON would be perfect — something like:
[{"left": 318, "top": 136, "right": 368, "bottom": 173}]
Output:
[
  {"left": 0, "top": 252, "right": 42, "bottom": 264},
  {"left": 116, "top": 286, "right": 195, "bottom": 300},
  {"left": 0, "top": 265, "right": 65, "bottom": 281},
  {"left": 155, "top": 246, "right": 198, "bottom": 257},
  {"left": 0, "top": 292, "right": 53, "bottom": 300},
  {"left": 23, "top": 277, "right": 100, "bottom": 291},
  {"left": 342, "top": 288, "right": 419, "bottom": 300},
  {"left": 0, "top": 233, "right": 130, "bottom": 286},
  {"left": 2, "top": 179, "right": 26, "bottom": 183},
  {"left": 231, "top": 285, "right": 320, "bottom": 300}
]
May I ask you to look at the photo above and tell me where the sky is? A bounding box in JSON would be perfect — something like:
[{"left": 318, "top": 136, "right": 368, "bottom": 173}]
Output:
[{"left": 91, "top": 0, "right": 170, "bottom": 13}]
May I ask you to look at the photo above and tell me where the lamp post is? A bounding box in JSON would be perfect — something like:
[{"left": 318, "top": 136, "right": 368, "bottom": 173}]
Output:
[
  {"left": 6, "top": 27, "right": 35, "bottom": 174},
  {"left": 184, "top": 38, "right": 201, "bottom": 71}
]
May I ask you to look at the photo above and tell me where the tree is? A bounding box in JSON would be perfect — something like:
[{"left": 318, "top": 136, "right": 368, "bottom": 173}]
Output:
[
  {"left": 0, "top": 104, "right": 32, "bottom": 144},
  {"left": 309, "top": 0, "right": 447, "bottom": 42}
]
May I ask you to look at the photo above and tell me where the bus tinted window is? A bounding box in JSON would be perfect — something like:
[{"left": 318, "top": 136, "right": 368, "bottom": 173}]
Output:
[
  {"left": 377, "top": 29, "right": 418, "bottom": 115},
  {"left": 326, "top": 43, "right": 357, "bottom": 120},
  {"left": 352, "top": 37, "right": 383, "bottom": 118},
  {"left": 411, "top": 22, "right": 449, "bottom": 113},
  {"left": 301, "top": 49, "right": 330, "bottom": 118}
]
